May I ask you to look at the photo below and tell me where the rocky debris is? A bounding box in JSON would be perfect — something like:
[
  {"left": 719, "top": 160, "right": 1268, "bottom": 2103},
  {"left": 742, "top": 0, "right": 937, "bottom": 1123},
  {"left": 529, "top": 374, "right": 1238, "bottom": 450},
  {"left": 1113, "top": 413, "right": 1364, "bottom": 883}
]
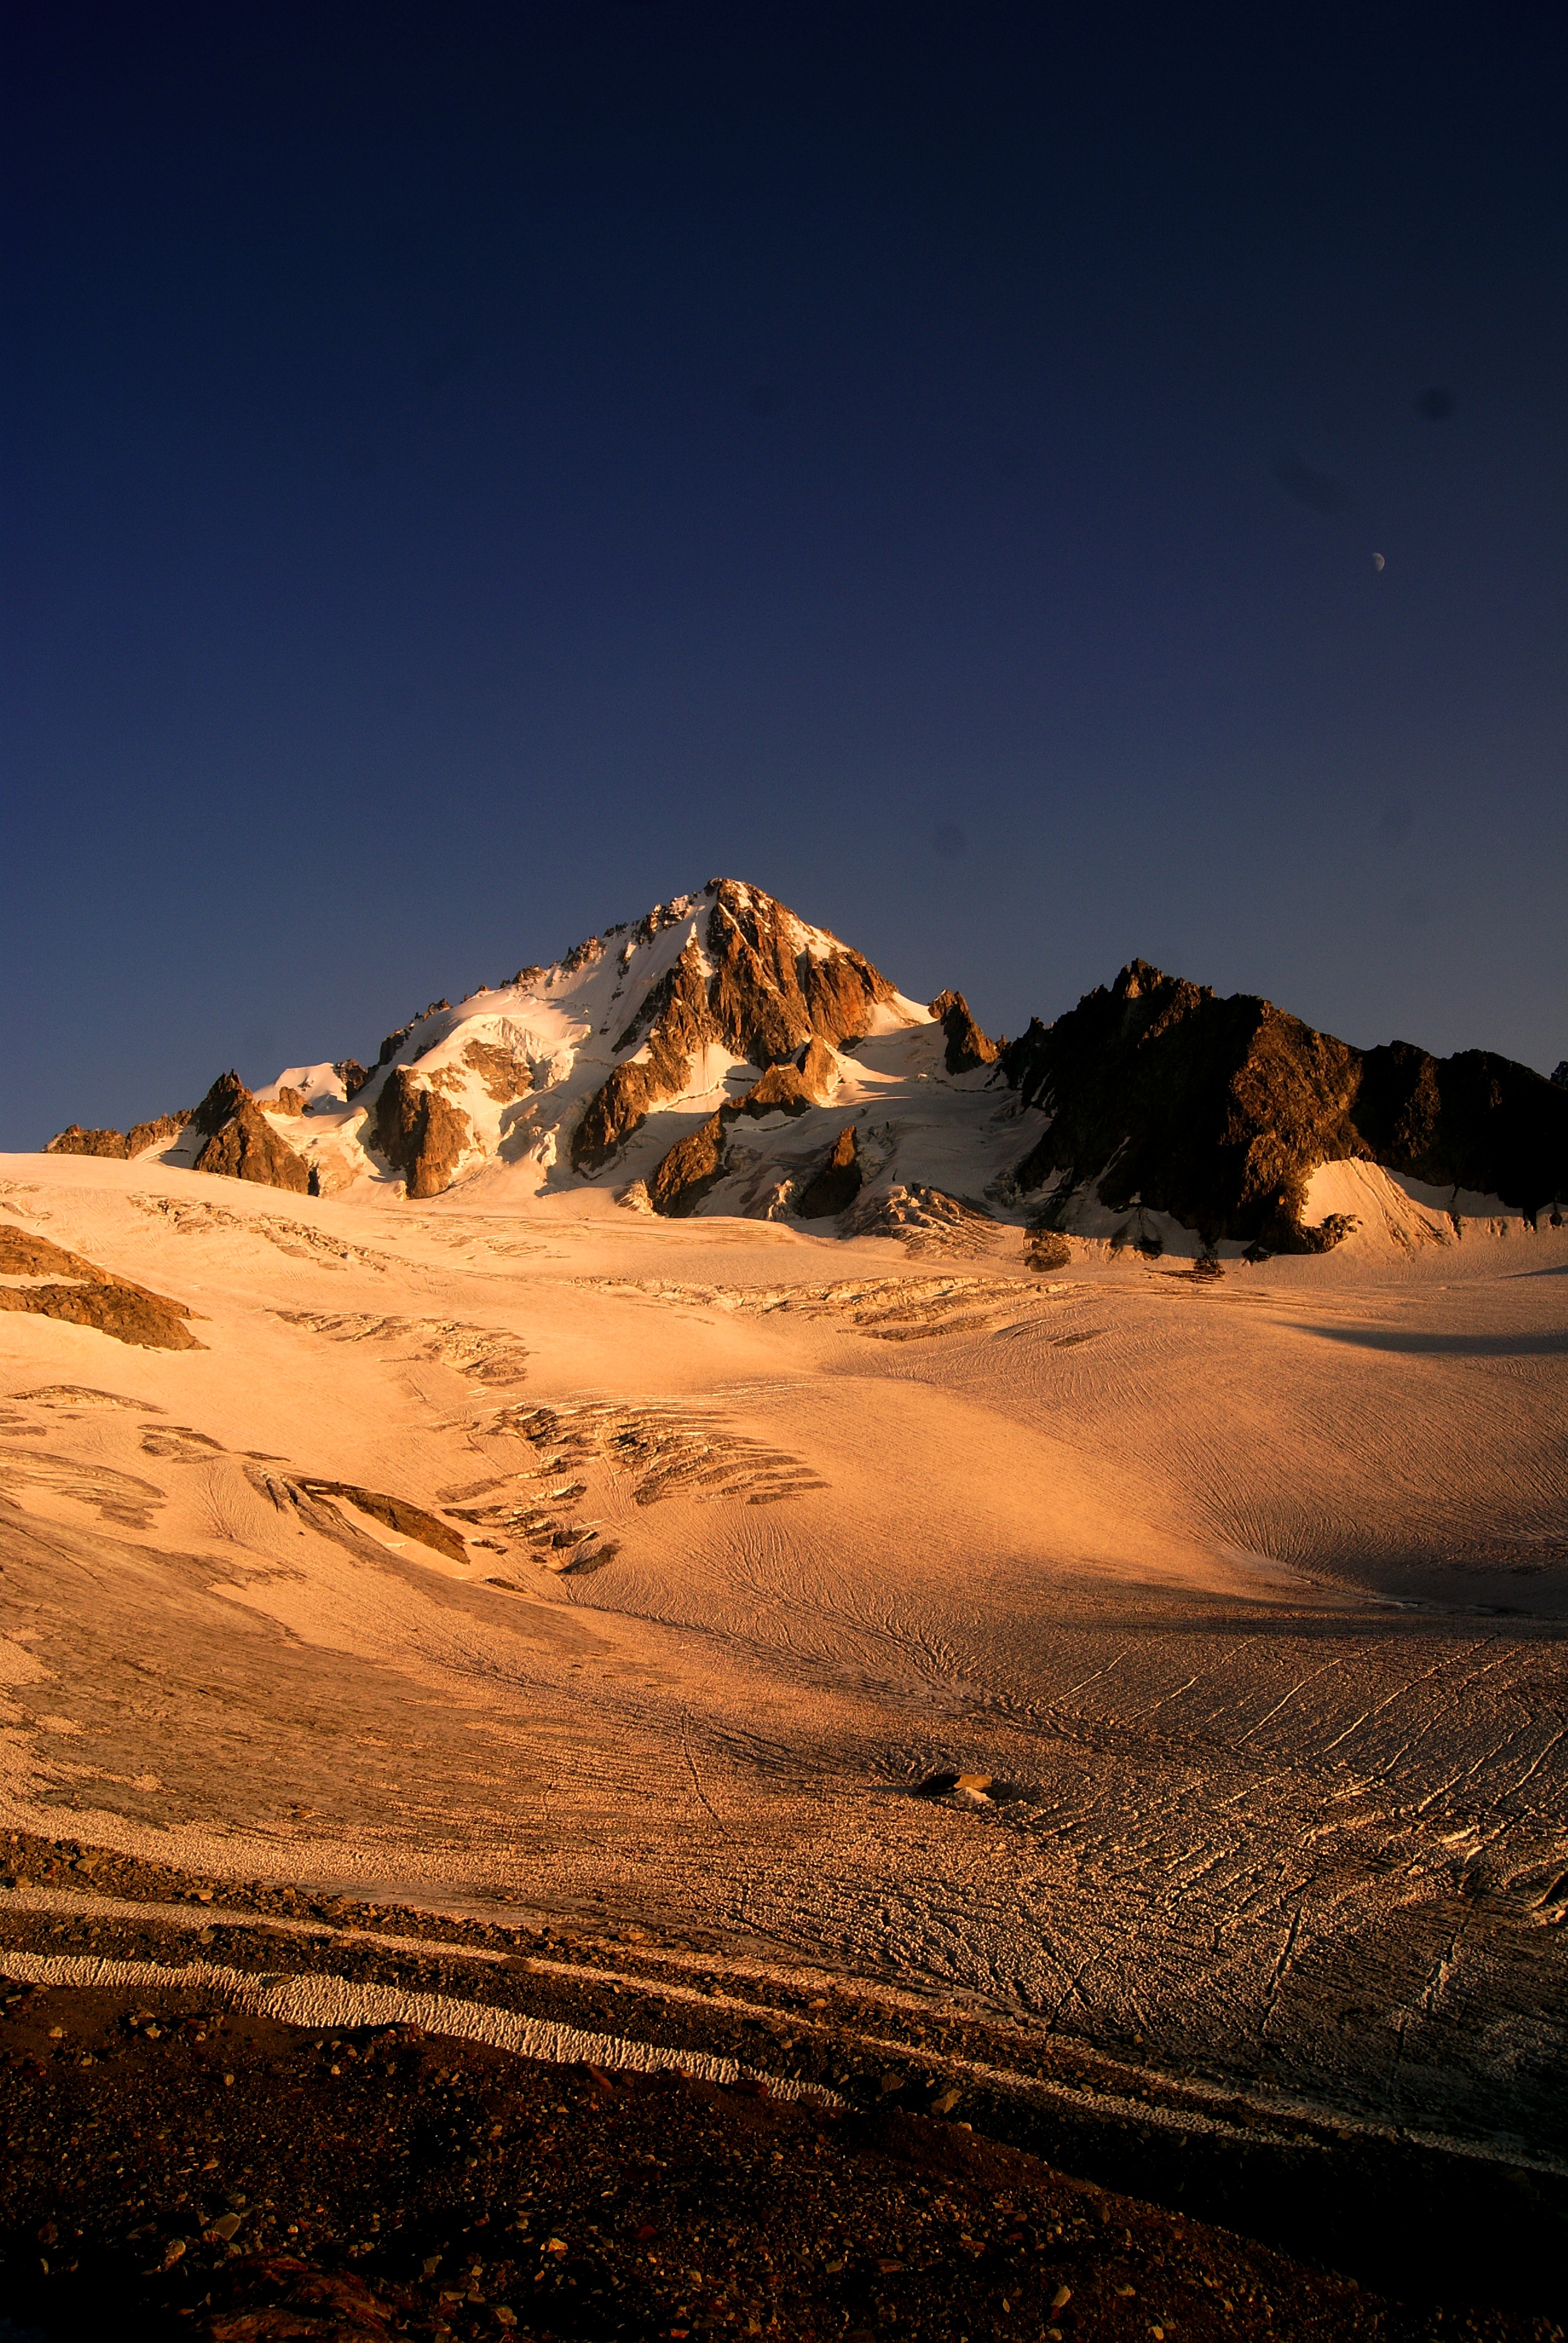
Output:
[
  {"left": 1003, "top": 961, "right": 1568, "bottom": 1248},
  {"left": 190, "top": 1074, "right": 311, "bottom": 1194},
  {"left": 795, "top": 1124, "right": 863, "bottom": 1219},
  {"left": 0, "top": 1224, "right": 201, "bottom": 1350},
  {"left": 291, "top": 1478, "right": 469, "bottom": 1564},
  {"left": 1024, "top": 1228, "right": 1072, "bottom": 1273},
  {"left": 372, "top": 1067, "right": 471, "bottom": 1199},
  {"left": 3, "top": 1979, "right": 1506, "bottom": 2343},
  {"left": 574, "top": 881, "right": 894, "bottom": 1173},
  {"left": 929, "top": 991, "right": 1001, "bottom": 1075}
]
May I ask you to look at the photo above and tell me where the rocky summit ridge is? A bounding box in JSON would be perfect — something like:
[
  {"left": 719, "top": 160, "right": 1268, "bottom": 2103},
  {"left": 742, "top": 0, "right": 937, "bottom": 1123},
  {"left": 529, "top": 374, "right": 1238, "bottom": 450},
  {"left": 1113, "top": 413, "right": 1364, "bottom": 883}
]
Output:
[{"left": 45, "top": 877, "right": 1568, "bottom": 1258}]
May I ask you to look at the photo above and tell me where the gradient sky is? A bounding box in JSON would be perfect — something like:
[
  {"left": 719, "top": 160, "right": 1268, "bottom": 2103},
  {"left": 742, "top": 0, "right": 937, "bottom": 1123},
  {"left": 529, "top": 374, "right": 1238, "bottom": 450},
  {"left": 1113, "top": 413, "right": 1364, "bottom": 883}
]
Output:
[{"left": 4, "top": 4, "right": 1566, "bottom": 1145}]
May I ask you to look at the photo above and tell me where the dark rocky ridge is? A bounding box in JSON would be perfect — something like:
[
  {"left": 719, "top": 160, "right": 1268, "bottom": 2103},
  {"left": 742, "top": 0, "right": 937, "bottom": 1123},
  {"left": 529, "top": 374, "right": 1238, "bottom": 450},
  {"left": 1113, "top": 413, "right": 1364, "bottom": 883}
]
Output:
[
  {"left": 573, "top": 880, "right": 892, "bottom": 1172},
  {"left": 1001, "top": 960, "right": 1568, "bottom": 1251}
]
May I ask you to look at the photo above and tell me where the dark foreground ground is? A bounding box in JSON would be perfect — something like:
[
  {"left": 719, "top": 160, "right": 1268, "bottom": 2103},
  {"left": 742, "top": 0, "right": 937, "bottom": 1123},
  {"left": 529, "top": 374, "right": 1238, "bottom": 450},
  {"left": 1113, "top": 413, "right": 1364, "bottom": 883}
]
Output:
[{"left": 2, "top": 1978, "right": 1563, "bottom": 2343}]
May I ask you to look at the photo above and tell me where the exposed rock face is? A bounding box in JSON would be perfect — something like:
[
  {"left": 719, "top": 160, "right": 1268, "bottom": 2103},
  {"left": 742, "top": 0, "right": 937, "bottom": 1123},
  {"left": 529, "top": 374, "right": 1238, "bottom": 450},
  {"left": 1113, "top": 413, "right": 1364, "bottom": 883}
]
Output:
[
  {"left": 127, "top": 1112, "right": 192, "bottom": 1157},
  {"left": 46, "top": 1126, "right": 129, "bottom": 1159},
  {"left": 929, "top": 991, "right": 1001, "bottom": 1075},
  {"left": 47, "top": 1110, "right": 194, "bottom": 1160},
  {"left": 373, "top": 1002, "right": 451, "bottom": 1073},
  {"left": 257, "top": 1085, "right": 306, "bottom": 1117},
  {"left": 294, "top": 1476, "right": 468, "bottom": 1564},
  {"left": 1554, "top": 1061, "right": 1568, "bottom": 1091},
  {"left": 1353, "top": 1041, "right": 1568, "bottom": 1219},
  {"left": 190, "top": 1073, "right": 311, "bottom": 1194},
  {"left": 462, "top": 1041, "right": 534, "bottom": 1103},
  {"left": 0, "top": 1224, "right": 201, "bottom": 1351},
  {"left": 373, "top": 1067, "right": 472, "bottom": 1199},
  {"left": 645, "top": 1040, "right": 844, "bottom": 1217},
  {"left": 574, "top": 882, "right": 892, "bottom": 1173},
  {"left": 796, "top": 1124, "right": 863, "bottom": 1219},
  {"left": 1001, "top": 961, "right": 1568, "bottom": 1248},
  {"left": 336, "top": 1058, "right": 370, "bottom": 1098},
  {"left": 648, "top": 1112, "right": 730, "bottom": 1217}
]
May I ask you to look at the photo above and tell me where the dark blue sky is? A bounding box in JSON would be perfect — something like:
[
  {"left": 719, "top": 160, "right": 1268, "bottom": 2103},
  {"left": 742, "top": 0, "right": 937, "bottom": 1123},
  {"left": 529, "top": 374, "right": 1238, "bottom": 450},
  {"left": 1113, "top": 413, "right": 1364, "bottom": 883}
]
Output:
[{"left": 4, "top": 4, "right": 1565, "bottom": 1144}]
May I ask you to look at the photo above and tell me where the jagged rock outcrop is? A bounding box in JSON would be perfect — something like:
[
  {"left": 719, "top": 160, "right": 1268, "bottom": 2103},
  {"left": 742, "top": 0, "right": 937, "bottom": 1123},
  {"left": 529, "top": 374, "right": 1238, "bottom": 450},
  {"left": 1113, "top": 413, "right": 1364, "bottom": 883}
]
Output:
[
  {"left": 336, "top": 1058, "right": 370, "bottom": 1098},
  {"left": 573, "top": 882, "right": 892, "bottom": 1172},
  {"left": 1352, "top": 1041, "right": 1568, "bottom": 1218},
  {"left": 796, "top": 1124, "right": 863, "bottom": 1219},
  {"left": 929, "top": 990, "right": 1001, "bottom": 1075},
  {"left": 645, "top": 1043, "right": 837, "bottom": 1217},
  {"left": 373, "top": 1066, "right": 472, "bottom": 1199},
  {"left": 0, "top": 1224, "right": 201, "bottom": 1350},
  {"left": 47, "top": 1110, "right": 192, "bottom": 1161},
  {"left": 1002, "top": 961, "right": 1568, "bottom": 1249},
  {"left": 256, "top": 1085, "right": 306, "bottom": 1117},
  {"left": 648, "top": 1112, "right": 730, "bottom": 1217},
  {"left": 46, "top": 1125, "right": 131, "bottom": 1159},
  {"left": 190, "top": 1073, "right": 311, "bottom": 1194},
  {"left": 1553, "top": 1061, "right": 1568, "bottom": 1090}
]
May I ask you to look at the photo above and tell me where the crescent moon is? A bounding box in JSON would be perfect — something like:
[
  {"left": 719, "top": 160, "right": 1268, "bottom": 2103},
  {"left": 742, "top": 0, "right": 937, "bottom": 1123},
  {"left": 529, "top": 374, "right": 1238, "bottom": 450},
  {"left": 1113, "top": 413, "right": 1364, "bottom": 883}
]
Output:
[{"left": 1372, "top": 552, "right": 1386, "bottom": 571}]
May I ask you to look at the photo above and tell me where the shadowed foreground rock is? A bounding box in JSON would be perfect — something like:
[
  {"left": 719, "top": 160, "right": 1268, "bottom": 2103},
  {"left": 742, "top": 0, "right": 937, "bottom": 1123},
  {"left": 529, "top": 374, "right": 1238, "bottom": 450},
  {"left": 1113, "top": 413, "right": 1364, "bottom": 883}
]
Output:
[
  {"left": 1, "top": 1955, "right": 1557, "bottom": 2343},
  {"left": 797, "top": 1122, "right": 863, "bottom": 1218}
]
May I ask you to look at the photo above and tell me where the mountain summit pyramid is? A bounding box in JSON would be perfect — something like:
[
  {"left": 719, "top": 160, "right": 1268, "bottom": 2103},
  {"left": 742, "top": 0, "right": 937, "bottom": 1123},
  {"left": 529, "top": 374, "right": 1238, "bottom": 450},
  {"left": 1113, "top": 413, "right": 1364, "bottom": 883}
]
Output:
[{"left": 47, "top": 876, "right": 1567, "bottom": 1257}]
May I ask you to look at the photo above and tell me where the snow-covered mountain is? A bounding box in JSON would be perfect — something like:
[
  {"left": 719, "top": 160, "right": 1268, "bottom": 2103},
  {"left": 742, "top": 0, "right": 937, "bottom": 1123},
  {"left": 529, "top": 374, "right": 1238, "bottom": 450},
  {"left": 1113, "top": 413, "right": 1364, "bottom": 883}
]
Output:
[{"left": 45, "top": 876, "right": 1568, "bottom": 1256}]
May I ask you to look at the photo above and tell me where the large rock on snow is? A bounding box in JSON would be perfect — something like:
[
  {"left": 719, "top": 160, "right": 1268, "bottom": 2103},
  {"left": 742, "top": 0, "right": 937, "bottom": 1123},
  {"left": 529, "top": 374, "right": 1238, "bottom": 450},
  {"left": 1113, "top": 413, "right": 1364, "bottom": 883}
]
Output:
[
  {"left": 373, "top": 1066, "right": 472, "bottom": 1199},
  {"left": 929, "top": 990, "right": 1001, "bottom": 1075},
  {"left": 190, "top": 1072, "right": 312, "bottom": 1194},
  {"left": 795, "top": 1124, "right": 863, "bottom": 1220}
]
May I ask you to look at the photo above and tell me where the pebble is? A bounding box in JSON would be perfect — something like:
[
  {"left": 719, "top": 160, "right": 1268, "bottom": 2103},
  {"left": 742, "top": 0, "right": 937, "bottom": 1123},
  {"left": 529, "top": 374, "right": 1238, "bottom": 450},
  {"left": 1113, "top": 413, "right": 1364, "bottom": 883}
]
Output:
[{"left": 1051, "top": 2282, "right": 1072, "bottom": 2309}]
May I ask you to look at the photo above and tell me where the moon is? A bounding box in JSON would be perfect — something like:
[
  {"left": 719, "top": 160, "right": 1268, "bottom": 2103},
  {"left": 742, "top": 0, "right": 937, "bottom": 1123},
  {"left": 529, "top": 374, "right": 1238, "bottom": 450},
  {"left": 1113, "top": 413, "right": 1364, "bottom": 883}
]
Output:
[{"left": 1372, "top": 551, "right": 1386, "bottom": 571}]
